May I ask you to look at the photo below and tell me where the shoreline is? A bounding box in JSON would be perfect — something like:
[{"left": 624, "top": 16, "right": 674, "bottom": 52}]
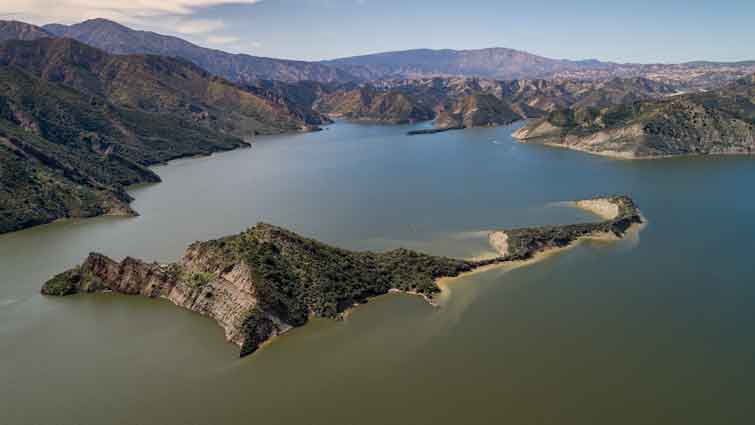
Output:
[
  {"left": 130, "top": 215, "right": 647, "bottom": 356},
  {"left": 40, "top": 195, "right": 644, "bottom": 357},
  {"left": 516, "top": 135, "right": 755, "bottom": 161},
  {"left": 431, "top": 218, "right": 645, "bottom": 299},
  {"left": 368, "top": 196, "right": 646, "bottom": 312},
  {"left": 0, "top": 124, "right": 334, "bottom": 237}
]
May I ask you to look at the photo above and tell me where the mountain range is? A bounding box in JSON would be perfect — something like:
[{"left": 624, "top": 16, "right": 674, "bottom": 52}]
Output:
[
  {"left": 2, "top": 18, "right": 747, "bottom": 87},
  {"left": 42, "top": 19, "right": 356, "bottom": 84}
]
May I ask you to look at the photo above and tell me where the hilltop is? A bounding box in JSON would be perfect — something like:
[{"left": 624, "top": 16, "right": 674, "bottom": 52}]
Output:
[
  {"left": 513, "top": 74, "right": 755, "bottom": 158},
  {"left": 42, "top": 196, "right": 643, "bottom": 356}
]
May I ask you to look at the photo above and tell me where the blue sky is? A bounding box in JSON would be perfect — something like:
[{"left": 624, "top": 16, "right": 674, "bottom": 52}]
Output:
[{"left": 3, "top": 0, "right": 754, "bottom": 62}]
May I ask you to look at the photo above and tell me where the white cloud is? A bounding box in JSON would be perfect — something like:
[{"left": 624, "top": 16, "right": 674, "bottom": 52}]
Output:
[
  {"left": 1, "top": 1, "right": 263, "bottom": 23},
  {"left": 1, "top": 0, "right": 263, "bottom": 46},
  {"left": 175, "top": 19, "right": 225, "bottom": 34}
]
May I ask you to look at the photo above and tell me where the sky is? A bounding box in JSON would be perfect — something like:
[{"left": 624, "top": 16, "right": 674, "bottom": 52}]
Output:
[{"left": 1, "top": 0, "right": 754, "bottom": 63}]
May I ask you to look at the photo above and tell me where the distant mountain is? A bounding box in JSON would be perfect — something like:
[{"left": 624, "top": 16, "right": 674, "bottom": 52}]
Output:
[
  {"left": 42, "top": 18, "right": 358, "bottom": 84},
  {"left": 567, "top": 77, "right": 678, "bottom": 109},
  {"left": 35, "top": 19, "right": 755, "bottom": 88},
  {"left": 550, "top": 62, "right": 755, "bottom": 90},
  {"left": 326, "top": 49, "right": 755, "bottom": 89},
  {"left": 513, "top": 74, "right": 755, "bottom": 158},
  {"left": 323, "top": 48, "right": 602, "bottom": 80},
  {"left": 0, "top": 20, "right": 52, "bottom": 42},
  {"left": 0, "top": 37, "right": 326, "bottom": 234}
]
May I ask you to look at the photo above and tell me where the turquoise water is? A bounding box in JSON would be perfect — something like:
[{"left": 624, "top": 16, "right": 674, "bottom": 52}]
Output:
[{"left": 1, "top": 121, "right": 754, "bottom": 424}]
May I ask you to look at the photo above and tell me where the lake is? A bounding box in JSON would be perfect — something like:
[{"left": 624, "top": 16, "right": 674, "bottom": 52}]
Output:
[{"left": 1, "top": 121, "right": 754, "bottom": 424}]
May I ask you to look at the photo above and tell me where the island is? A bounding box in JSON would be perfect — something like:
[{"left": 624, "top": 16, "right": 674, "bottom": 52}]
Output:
[
  {"left": 42, "top": 196, "right": 643, "bottom": 357},
  {"left": 407, "top": 126, "right": 465, "bottom": 136}
]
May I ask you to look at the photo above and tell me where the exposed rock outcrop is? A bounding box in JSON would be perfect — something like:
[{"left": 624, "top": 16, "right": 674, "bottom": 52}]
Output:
[{"left": 43, "top": 196, "right": 644, "bottom": 357}]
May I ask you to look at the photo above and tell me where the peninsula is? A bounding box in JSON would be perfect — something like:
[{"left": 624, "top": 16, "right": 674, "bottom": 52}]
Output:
[
  {"left": 513, "top": 74, "right": 755, "bottom": 158},
  {"left": 42, "top": 196, "right": 643, "bottom": 357}
]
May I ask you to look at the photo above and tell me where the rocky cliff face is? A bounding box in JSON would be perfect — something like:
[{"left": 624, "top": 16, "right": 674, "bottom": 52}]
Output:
[
  {"left": 43, "top": 223, "right": 477, "bottom": 356},
  {"left": 513, "top": 75, "right": 755, "bottom": 158},
  {"left": 43, "top": 197, "right": 643, "bottom": 357},
  {"left": 41, "top": 247, "right": 284, "bottom": 351}
]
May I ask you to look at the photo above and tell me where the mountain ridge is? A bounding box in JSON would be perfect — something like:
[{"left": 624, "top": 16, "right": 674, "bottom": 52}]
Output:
[
  {"left": 13, "top": 18, "right": 752, "bottom": 87},
  {"left": 42, "top": 18, "right": 361, "bottom": 84}
]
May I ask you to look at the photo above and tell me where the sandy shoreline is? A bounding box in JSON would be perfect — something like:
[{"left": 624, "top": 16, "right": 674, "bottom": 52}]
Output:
[
  {"left": 533, "top": 139, "right": 755, "bottom": 161},
  {"left": 434, "top": 219, "right": 645, "bottom": 296},
  {"left": 574, "top": 198, "right": 620, "bottom": 220},
  {"left": 428, "top": 196, "right": 645, "bottom": 304}
]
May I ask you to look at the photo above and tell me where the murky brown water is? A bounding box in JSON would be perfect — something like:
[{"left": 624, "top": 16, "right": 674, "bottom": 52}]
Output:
[{"left": 2, "top": 122, "right": 754, "bottom": 424}]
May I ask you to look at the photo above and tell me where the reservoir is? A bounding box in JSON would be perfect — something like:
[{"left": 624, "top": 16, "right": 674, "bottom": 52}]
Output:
[{"left": 1, "top": 121, "right": 754, "bottom": 424}]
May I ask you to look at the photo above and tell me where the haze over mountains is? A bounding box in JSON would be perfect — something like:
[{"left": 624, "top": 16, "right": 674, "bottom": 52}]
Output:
[
  {"left": 15, "top": 18, "right": 753, "bottom": 87},
  {"left": 42, "top": 19, "right": 355, "bottom": 84}
]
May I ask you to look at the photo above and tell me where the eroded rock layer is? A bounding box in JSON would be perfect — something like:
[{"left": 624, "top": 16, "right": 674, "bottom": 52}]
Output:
[{"left": 42, "top": 196, "right": 643, "bottom": 357}]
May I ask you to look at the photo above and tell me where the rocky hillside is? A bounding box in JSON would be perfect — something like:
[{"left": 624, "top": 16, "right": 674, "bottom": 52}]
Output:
[
  {"left": 0, "top": 38, "right": 328, "bottom": 234},
  {"left": 513, "top": 74, "right": 755, "bottom": 158},
  {"left": 43, "top": 19, "right": 358, "bottom": 84},
  {"left": 316, "top": 85, "right": 435, "bottom": 124},
  {"left": 42, "top": 197, "right": 643, "bottom": 357},
  {"left": 0, "top": 63, "right": 247, "bottom": 234},
  {"left": 0, "top": 38, "right": 328, "bottom": 137},
  {"left": 567, "top": 77, "right": 678, "bottom": 109},
  {"left": 314, "top": 76, "right": 678, "bottom": 129},
  {"left": 435, "top": 93, "right": 521, "bottom": 129}
]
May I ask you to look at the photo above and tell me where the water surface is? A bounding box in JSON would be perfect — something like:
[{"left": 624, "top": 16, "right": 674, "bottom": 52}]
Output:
[{"left": 1, "top": 122, "right": 754, "bottom": 424}]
